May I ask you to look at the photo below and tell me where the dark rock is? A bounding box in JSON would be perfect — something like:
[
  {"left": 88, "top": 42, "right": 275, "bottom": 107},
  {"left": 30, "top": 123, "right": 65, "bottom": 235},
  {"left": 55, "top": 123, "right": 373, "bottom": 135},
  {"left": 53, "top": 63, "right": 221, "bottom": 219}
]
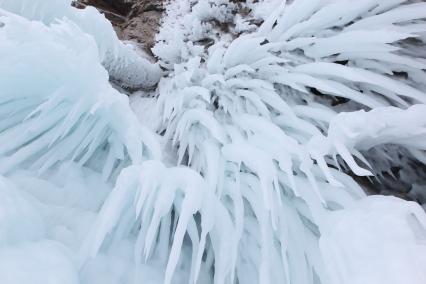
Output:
[{"left": 74, "top": 0, "right": 164, "bottom": 53}]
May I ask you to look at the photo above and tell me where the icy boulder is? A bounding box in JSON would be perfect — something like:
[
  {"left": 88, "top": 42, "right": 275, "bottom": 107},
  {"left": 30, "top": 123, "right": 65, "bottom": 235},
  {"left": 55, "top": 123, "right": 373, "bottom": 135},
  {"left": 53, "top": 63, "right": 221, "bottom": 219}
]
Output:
[
  {"left": 0, "top": 241, "right": 79, "bottom": 284},
  {"left": 321, "top": 196, "right": 426, "bottom": 284},
  {"left": 0, "top": 177, "right": 45, "bottom": 246}
]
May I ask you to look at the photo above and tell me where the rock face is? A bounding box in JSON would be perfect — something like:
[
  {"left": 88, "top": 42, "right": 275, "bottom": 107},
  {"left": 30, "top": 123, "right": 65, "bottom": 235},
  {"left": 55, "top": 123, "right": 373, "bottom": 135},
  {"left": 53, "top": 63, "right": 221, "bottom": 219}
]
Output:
[
  {"left": 120, "top": 0, "right": 163, "bottom": 54},
  {"left": 74, "top": 0, "right": 164, "bottom": 54}
]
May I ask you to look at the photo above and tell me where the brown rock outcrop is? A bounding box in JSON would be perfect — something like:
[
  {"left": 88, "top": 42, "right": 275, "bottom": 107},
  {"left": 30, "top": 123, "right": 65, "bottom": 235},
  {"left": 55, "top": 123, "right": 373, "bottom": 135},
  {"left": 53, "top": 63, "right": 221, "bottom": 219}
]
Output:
[{"left": 74, "top": 0, "right": 164, "bottom": 54}]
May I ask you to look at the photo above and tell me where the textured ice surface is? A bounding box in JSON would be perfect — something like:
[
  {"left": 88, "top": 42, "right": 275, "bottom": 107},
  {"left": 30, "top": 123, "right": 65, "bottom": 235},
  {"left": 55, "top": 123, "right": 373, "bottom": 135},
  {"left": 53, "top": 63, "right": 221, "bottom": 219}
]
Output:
[
  {"left": 0, "top": 0, "right": 161, "bottom": 89},
  {"left": 0, "top": 0, "right": 426, "bottom": 283}
]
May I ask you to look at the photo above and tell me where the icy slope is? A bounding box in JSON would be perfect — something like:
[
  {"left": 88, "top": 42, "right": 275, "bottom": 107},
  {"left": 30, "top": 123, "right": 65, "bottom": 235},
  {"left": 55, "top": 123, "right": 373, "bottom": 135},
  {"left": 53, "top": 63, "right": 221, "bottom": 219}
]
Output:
[{"left": 0, "top": 0, "right": 426, "bottom": 284}]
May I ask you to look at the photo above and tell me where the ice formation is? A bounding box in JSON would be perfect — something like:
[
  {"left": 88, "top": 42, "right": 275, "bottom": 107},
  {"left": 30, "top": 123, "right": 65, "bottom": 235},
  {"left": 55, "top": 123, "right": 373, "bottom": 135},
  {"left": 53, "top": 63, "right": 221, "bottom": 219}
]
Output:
[
  {"left": 0, "top": 0, "right": 426, "bottom": 284},
  {"left": 0, "top": 0, "right": 161, "bottom": 89}
]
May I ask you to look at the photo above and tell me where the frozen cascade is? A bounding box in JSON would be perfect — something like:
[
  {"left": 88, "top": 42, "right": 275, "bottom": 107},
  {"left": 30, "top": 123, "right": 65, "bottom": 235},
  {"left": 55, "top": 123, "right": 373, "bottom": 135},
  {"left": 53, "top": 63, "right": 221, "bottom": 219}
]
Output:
[{"left": 0, "top": 0, "right": 426, "bottom": 284}]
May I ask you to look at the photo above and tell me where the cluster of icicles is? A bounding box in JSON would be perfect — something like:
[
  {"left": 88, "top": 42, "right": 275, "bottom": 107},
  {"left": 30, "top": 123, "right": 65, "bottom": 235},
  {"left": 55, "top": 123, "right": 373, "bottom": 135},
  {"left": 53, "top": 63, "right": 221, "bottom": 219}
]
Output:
[{"left": 1, "top": 0, "right": 426, "bottom": 283}]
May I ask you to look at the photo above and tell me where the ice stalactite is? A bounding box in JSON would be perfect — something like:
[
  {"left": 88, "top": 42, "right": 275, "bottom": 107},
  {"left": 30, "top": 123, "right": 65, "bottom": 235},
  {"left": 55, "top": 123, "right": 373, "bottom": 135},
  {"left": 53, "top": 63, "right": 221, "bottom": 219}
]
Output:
[{"left": 0, "top": 9, "right": 160, "bottom": 179}]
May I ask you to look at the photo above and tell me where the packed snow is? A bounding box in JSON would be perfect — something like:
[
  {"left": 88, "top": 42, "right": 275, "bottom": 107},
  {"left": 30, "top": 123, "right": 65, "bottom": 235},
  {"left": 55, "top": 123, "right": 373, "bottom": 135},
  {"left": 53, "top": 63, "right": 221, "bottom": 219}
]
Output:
[{"left": 0, "top": 0, "right": 426, "bottom": 283}]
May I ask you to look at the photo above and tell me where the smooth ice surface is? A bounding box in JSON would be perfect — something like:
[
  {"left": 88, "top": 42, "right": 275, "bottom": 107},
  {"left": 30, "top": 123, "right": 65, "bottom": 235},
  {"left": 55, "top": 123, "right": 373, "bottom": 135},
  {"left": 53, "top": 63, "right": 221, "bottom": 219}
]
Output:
[
  {"left": 0, "top": 241, "right": 79, "bottom": 284},
  {"left": 0, "top": 177, "right": 45, "bottom": 246},
  {"left": 321, "top": 196, "right": 426, "bottom": 284}
]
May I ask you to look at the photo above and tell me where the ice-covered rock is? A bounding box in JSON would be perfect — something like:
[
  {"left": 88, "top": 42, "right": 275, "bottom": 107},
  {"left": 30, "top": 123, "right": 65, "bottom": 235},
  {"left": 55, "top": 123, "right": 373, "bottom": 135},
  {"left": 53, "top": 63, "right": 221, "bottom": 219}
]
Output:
[{"left": 0, "top": 241, "right": 79, "bottom": 284}]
